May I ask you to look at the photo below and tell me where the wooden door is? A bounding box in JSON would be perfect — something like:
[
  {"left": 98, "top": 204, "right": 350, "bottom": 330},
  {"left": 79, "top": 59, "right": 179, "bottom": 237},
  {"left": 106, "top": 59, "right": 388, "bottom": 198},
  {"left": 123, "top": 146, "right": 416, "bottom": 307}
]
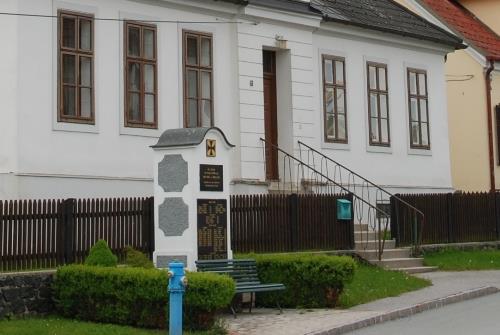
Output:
[{"left": 263, "top": 50, "right": 279, "bottom": 180}]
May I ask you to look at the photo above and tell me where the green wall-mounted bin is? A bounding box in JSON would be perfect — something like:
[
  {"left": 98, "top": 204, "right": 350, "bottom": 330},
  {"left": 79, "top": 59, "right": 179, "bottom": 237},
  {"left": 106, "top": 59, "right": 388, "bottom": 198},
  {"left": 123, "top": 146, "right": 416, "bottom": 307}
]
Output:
[{"left": 337, "top": 199, "right": 352, "bottom": 220}]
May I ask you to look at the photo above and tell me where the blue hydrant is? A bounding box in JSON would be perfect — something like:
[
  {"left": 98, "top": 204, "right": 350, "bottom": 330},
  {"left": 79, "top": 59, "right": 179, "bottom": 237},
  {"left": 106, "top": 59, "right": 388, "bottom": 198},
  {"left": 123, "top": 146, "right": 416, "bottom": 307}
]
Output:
[{"left": 168, "top": 262, "right": 187, "bottom": 335}]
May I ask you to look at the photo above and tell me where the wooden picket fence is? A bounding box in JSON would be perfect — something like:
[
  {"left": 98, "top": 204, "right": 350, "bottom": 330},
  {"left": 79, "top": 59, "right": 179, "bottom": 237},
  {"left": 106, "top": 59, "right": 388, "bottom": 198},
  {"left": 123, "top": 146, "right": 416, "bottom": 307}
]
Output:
[
  {"left": 391, "top": 192, "right": 500, "bottom": 246},
  {"left": 0, "top": 197, "right": 154, "bottom": 272},
  {"left": 230, "top": 193, "right": 354, "bottom": 253}
]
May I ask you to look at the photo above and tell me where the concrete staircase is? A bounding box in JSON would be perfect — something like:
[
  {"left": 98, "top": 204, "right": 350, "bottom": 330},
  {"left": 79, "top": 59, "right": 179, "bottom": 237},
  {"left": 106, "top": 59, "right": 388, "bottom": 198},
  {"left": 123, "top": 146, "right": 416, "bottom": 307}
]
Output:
[{"left": 354, "top": 224, "right": 437, "bottom": 274}]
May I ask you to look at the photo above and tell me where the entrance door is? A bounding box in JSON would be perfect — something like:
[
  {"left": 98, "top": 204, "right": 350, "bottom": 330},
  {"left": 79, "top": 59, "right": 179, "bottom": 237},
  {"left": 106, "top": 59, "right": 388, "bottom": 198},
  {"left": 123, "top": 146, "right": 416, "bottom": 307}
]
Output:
[{"left": 263, "top": 50, "right": 279, "bottom": 180}]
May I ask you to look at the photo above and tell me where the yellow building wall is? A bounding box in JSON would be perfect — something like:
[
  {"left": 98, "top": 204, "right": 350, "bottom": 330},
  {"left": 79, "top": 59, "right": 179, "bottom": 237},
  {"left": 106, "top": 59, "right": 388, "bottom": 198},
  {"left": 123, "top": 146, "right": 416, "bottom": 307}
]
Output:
[
  {"left": 492, "top": 73, "right": 500, "bottom": 189},
  {"left": 459, "top": 0, "right": 500, "bottom": 34},
  {"left": 446, "top": 51, "right": 491, "bottom": 191}
]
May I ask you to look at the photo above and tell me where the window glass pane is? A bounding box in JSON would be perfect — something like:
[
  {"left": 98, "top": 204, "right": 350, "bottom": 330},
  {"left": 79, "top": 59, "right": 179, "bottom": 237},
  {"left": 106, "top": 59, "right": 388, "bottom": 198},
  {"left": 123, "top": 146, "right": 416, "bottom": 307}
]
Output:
[
  {"left": 411, "top": 122, "right": 420, "bottom": 145},
  {"left": 187, "top": 37, "right": 198, "bottom": 65},
  {"left": 145, "top": 94, "right": 155, "bottom": 123},
  {"left": 336, "top": 88, "right": 345, "bottom": 114},
  {"left": 201, "top": 38, "right": 211, "bottom": 67},
  {"left": 63, "top": 86, "right": 76, "bottom": 116},
  {"left": 144, "top": 64, "right": 155, "bottom": 93},
  {"left": 325, "top": 88, "right": 334, "bottom": 115},
  {"left": 370, "top": 118, "right": 379, "bottom": 142},
  {"left": 201, "top": 100, "right": 212, "bottom": 127},
  {"left": 381, "top": 119, "right": 389, "bottom": 143},
  {"left": 410, "top": 98, "right": 418, "bottom": 122},
  {"left": 369, "top": 66, "right": 377, "bottom": 90},
  {"left": 418, "top": 73, "right": 427, "bottom": 96},
  {"left": 409, "top": 72, "right": 417, "bottom": 95},
  {"left": 63, "top": 54, "right": 76, "bottom": 84},
  {"left": 80, "top": 57, "right": 92, "bottom": 86},
  {"left": 144, "top": 29, "right": 155, "bottom": 59},
  {"left": 324, "top": 59, "right": 333, "bottom": 84},
  {"left": 421, "top": 123, "right": 429, "bottom": 146},
  {"left": 379, "top": 94, "right": 388, "bottom": 118},
  {"left": 378, "top": 67, "right": 386, "bottom": 91},
  {"left": 338, "top": 114, "right": 346, "bottom": 140},
  {"left": 370, "top": 93, "right": 378, "bottom": 117},
  {"left": 188, "top": 99, "right": 198, "bottom": 127},
  {"left": 128, "top": 26, "right": 140, "bottom": 57},
  {"left": 80, "top": 88, "right": 92, "bottom": 118},
  {"left": 335, "top": 61, "right": 344, "bottom": 85},
  {"left": 187, "top": 70, "right": 198, "bottom": 98},
  {"left": 80, "top": 19, "right": 92, "bottom": 50},
  {"left": 62, "top": 17, "right": 76, "bottom": 48},
  {"left": 420, "top": 99, "right": 428, "bottom": 122},
  {"left": 201, "top": 72, "right": 211, "bottom": 99},
  {"left": 128, "top": 63, "right": 141, "bottom": 91},
  {"left": 326, "top": 114, "right": 335, "bottom": 139},
  {"left": 128, "top": 93, "right": 140, "bottom": 121}
]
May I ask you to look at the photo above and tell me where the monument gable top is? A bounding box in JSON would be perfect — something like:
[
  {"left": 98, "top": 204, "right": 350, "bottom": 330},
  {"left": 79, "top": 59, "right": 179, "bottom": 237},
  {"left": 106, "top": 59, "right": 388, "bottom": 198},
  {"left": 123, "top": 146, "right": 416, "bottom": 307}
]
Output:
[{"left": 151, "top": 127, "right": 235, "bottom": 149}]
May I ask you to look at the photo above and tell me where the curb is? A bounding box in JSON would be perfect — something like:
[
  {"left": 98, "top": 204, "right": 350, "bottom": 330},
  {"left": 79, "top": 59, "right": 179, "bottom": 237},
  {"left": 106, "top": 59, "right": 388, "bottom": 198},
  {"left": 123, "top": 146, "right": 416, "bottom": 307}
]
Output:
[{"left": 309, "top": 286, "right": 499, "bottom": 335}]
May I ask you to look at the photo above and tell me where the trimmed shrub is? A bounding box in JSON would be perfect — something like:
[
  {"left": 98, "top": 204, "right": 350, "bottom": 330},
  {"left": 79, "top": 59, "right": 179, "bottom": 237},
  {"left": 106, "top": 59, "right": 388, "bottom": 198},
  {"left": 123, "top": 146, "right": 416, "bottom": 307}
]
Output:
[
  {"left": 125, "top": 246, "right": 154, "bottom": 269},
  {"left": 84, "top": 240, "right": 118, "bottom": 267},
  {"left": 52, "top": 265, "right": 235, "bottom": 330},
  {"left": 246, "top": 253, "right": 356, "bottom": 308}
]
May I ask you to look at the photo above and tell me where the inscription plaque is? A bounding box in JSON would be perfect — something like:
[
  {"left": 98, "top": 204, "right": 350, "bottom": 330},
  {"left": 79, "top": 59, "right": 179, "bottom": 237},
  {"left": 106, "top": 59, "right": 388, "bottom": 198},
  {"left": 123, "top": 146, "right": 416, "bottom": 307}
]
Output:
[
  {"left": 200, "top": 164, "right": 223, "bottom": 192},
  {"left": 197, "top": 199, "right": 228, "bottom": 260}
]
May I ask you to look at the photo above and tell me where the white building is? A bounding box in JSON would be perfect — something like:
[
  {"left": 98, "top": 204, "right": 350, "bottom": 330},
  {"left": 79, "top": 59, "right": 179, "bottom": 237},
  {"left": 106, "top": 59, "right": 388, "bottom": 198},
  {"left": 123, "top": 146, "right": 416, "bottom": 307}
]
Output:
[{"left": 0, "top": 0, "right": 464, "bottom": 199}]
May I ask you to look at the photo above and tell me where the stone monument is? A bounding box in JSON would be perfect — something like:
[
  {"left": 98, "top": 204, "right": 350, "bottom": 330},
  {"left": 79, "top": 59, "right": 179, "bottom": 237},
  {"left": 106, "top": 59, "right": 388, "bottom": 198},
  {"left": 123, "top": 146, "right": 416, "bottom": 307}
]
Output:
[{"left": 151, "top": 127, "right": 235, "bottom": 270}]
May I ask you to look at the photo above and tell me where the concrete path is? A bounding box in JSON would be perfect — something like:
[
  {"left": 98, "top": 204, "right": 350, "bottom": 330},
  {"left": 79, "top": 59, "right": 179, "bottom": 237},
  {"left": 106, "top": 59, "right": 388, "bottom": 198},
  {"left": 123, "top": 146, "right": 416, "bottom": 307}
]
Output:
[
  {"left": 348, "top": 293, "right": 500, "bottom": 335},
  {"left": 226, "top": 271, "right": 500, "bottom": 335}
]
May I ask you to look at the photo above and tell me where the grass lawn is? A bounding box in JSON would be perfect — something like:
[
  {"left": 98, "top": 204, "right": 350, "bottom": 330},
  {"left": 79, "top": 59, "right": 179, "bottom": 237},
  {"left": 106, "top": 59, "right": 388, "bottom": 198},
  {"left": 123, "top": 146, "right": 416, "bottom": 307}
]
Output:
[
  {"left": 338, "top": 263, "right": 431, "bottom": 308},
  {"left": 0, "top": 317, "right": 216, "bottom": 335},
  {"left": 423, "top": 249, "right": 500, "bottom": 271}
]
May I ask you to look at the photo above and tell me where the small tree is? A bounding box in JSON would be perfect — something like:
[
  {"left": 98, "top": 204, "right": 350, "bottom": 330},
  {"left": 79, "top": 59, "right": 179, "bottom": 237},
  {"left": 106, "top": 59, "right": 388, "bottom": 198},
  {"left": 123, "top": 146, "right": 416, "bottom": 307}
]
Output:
[
  {"left": 125, "top": 246, "right": 154, "bottom": 269},
  {"left": 85, "top": 240, "right": 118, "bottom": 267}
]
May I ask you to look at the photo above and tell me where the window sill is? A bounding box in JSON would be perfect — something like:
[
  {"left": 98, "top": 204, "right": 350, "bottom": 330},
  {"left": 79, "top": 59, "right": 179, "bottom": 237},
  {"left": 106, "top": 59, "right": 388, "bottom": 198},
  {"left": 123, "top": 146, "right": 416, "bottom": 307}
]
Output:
[
  {"left": 408, "top": 147, "right": 432, "bottom": 156},
  {"left": 321, "top": 141, "right": 350, "bottom": 151},
  {"left": 53, "top": 121, "right": 99, "bottom": 134},
  {"left": 366, "top": 145, "right": 392, "bottom": 154},
  {"left": 120, "top": 126, "right": 162, "bottom": 138}
]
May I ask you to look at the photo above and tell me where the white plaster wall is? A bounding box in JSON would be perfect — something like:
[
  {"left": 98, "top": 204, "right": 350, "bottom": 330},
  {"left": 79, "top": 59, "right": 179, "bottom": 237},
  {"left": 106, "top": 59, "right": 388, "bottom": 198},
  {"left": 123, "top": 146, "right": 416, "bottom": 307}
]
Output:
[
  {"left": 0, "top": 0, "right": 19, "bottom": 198},
  {"left": 5, "top": 0, "right": 240, "bottom": 199},
  {"left": 308, "top": 28, "right": 453, "bottom": 189}
]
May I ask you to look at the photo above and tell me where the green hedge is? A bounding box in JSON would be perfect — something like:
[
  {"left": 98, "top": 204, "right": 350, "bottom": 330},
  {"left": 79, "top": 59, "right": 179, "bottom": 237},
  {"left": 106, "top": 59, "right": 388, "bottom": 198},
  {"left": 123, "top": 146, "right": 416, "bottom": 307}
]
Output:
[
  {"left": 53, "top": 265, "right": 235, "bottom": 330},
  {"left": 246, "top": 253, "right": 356, "bottom": 308}
]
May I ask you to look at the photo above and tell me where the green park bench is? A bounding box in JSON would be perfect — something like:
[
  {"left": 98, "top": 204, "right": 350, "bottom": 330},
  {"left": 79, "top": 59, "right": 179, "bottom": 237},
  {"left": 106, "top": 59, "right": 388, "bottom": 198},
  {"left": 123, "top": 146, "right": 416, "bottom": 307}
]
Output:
[{"left": 196, "top": 259, "right": 286, "bottom": 316}]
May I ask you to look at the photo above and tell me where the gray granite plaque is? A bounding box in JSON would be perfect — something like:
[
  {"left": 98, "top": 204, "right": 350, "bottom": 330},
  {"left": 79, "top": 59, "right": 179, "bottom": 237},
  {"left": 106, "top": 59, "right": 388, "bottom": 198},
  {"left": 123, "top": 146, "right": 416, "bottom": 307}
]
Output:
[
  {"left": 158, "top": 155, "right": 188, "bottom": 192},
  {"left": 156, "top": 255, "right": 188, "bottom": 268},
  {"left": 158, "top": 198, "right": 189, "bottom": 237}
]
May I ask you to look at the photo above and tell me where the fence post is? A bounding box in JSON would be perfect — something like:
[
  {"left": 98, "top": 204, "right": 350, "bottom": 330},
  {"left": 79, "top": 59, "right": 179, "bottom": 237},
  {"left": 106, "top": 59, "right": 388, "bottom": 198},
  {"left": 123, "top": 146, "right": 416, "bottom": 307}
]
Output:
[
  {"left": 61, "top": 199, "right": 76, "bottom": 264},
  {"left": 348, "top": 193, "right": 355, "bottom": 249},
  {"left": 447, "top": 193, "right": 453, "bottom": 243},
  {"left": 390, "top": 196, "right": 399, "bottom": 247},
  {"left": 289, "top": 194, "right": 299, "bottom": 252},
  {"left": 143, "top": 197, "right": 155, "bottom": 260},
  {"left": 495, "top": 192, "right": 500, "bottom": 240}
]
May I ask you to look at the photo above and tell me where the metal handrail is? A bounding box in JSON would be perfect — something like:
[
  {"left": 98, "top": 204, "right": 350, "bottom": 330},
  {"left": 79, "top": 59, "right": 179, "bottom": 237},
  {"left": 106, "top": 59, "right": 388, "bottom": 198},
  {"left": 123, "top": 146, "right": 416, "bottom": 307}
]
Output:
[
  {"left": 260, "top": 138, "right": 391, "bottom": 259},
  {"left": 298, "top": 140, "right": 425, "bottom": 253}
]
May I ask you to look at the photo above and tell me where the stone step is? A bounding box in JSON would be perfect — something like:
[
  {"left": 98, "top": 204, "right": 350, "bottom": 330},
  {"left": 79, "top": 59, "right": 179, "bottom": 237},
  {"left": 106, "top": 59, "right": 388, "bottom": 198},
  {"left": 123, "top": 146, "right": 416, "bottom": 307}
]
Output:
[
  {"left": 357, "top": 248, "right": 411, "bottom": 260},
  {"left": 393, "top": 266, "right": 439, "bottom": 274},
  {"left": 354, "top": 224, "right": 369, "bottom": 232},
  {"left": 372, "top": 257, "right": 424, "bottom": 269},
  {"left": 354, "top": 231, "right": 378, "bottom": 241},
  {"left": 355, "top": 239, "right": 396, "bottom": 250}
]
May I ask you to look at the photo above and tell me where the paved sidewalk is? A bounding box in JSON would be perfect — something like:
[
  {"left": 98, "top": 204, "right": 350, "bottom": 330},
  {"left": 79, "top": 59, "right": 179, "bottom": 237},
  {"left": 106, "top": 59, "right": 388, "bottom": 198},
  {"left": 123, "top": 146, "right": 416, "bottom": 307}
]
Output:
[{"left": 225, "top": 271, "right": 500, "bottom": 335}]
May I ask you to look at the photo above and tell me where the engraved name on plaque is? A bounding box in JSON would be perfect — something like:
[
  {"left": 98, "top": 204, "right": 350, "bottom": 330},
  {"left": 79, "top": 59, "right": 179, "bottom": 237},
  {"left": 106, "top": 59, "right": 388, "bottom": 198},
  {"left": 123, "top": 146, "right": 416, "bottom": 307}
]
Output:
[
  {"left": 200, "top": 164, "right": 223, "bottom": 192},
  {"left": 197, "top": 199, "right": 228, "bottom": 260}
]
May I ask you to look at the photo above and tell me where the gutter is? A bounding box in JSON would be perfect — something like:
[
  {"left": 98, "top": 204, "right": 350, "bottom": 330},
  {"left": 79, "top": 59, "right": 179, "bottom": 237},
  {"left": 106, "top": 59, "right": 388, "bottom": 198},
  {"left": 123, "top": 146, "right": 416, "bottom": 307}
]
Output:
[{"left": 486, "top": 58, "right": 495, "bottom": 192}]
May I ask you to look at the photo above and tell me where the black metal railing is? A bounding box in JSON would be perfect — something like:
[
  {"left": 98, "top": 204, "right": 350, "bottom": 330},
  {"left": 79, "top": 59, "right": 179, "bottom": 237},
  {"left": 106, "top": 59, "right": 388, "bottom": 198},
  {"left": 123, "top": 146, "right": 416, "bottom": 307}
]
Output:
[
  {"left": 297, "top": 141, "right": 425, "bottom": 255},
  {"left": 260, "top": 138, "right": 391, "bottom": 260}
]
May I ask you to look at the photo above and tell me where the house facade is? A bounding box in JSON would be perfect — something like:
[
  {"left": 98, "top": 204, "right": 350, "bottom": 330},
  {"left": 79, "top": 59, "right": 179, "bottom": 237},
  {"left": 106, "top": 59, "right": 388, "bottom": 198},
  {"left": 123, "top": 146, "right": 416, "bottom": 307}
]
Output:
[
  {"left": 396, "top": 0, "right": 500, "bottom": 192},
  {"left": 0, "top": 0, "right": 463, "bottom": 200}
]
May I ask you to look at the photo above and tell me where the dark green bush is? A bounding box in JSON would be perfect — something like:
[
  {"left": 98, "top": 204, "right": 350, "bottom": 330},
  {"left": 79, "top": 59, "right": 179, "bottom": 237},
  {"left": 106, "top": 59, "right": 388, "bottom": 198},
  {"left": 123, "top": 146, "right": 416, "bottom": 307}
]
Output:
[
  {"left": 84, "top": 240, "right": 118, "bottom": 267},
  {"left": 52, "top": 265, "right": 235, "bottom": 330},
  {"left": 125, "top": 246, "right": 154, "bottom": 269},
  {"left": 246, "top": 253, "right": 356, "bottom": 308}
]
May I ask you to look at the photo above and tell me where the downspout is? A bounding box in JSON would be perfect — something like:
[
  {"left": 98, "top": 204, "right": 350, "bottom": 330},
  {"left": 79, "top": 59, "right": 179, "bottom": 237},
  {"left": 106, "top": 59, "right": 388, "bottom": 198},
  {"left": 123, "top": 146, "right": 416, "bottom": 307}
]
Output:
[{"left": 486, "top": 59, "right": 495, "bottom": 192}]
